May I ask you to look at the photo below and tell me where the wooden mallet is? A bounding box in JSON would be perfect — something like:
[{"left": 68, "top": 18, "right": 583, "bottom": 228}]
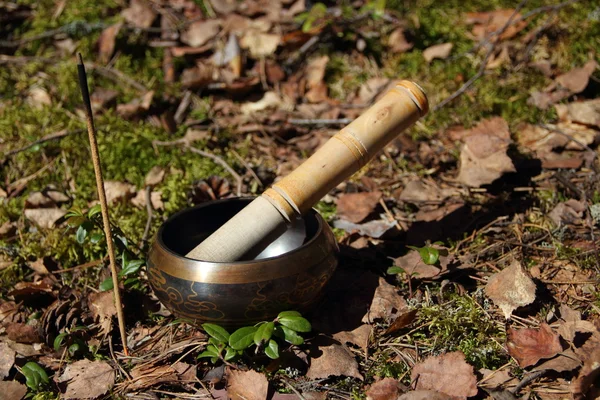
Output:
[{"left": 186, "top": 80, "right": 428, "bottom": 262}]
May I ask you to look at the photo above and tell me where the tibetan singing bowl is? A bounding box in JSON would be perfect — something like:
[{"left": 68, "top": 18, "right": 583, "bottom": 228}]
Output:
[{"left": 147, "top": 197, "right": 339, "bottom": 326}]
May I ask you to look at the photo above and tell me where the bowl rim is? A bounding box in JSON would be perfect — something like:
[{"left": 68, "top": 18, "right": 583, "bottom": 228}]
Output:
[{"left": 148, "top": 197, "right": 337, "bottom": 284}]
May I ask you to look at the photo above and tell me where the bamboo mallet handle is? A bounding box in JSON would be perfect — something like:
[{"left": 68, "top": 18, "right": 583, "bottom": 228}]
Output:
[{"left": 186, "top": 80, "right": 428, "bottom": 262}]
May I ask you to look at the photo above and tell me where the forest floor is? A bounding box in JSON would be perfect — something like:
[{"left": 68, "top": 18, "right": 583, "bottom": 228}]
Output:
[{"left": 1, "top": 0, "right": 600, "bottom": 399}]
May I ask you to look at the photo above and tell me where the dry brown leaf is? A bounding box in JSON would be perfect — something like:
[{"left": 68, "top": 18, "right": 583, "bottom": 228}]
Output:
[
  {"left": 6, "top": 323, "right": 41, "bottom": 344},
  {"left": 307, "top": 343, "right": 363, "bottom": 380},
  {"left": 366, "top": 378, "right": 399, "bottom": 400},
  {"left": 388, "top": 28, "right": 413, "bottom": 53},
  {"left": 333, "top": 324, "right": 372, "bottom": 350},
  {"left": 24, "top": 208, "right": 66, "bottom": 229},
  {"left": 485, "top": 260, "right": 536, "bottom": 319},
  {"left": 25, "top": 190, "right": 69, "bottom": 208},
  {"left": 227, "top": 369, "right": 269, "bottom": 400},
  {"left": 549, "top": 199, "right": 586, "bottom": 226},
  {"left": 393, "top": 246, "right": 452, "bottom": 280},
  {"left": 556, "top": 98, "right": 600, "bottom": 128},
  {"left": 0, "top": 342, "right": 15, "bottom": 379},
  {"left": 465, "top": 9, "right": 527, "bottom": 41},
  {"left": 0, "top": 381, "right": 27, "bottom": 400},
  {"left": 411, "top": 351, "right": 478, "bottom": 399},
  {"left": 398, "top": 179, "right": 457, "bottom": 204},
  {"left": 131, "top": 189, "right": 164, "bottom": 210},
  {"left": 182, "top": 19, "right": 221, "bottom": 47},
  {"left": 423, "top": 43, "right": 453, "bottom": 63},
  {"left": 362, "top": 277, "right": 407, "bottom": 323},
  {"left": 384, "top": 309, "right": 418, "bottom": 335},
  {"left": 240, "top": 31, "right": 280, "bottom": 57},
  {"left": 506, "top": 323, "right": 563, "bottom": 368},
  {"left": 478, "top": 368, "right": 514, "bottom": 389},
  {"left": 57, "top": 359, "right": 115, "bottom": 399},
  {"left": 88, "top": 291, "right": 116, "bottom": 337},
  {"left": 116, "top": 91, "right": 154, "bottom": 119},
  {"left": 241, "top": 91, "right": 285, "bottom": 114},
  {"left": 305, "top": 55, "right": 329, "bottom": 103},
  {"left": 128, "top": 364, "right": 178, "bottom": 390},
  {"left": 103, "top": 181, "right": 136, "bottom": 204},
  {"left": 398, "top": 391, "right": 454, "bottom": 400},
  {"left": 27, "top": 87, "right": 52, "bottom": 108},
  {"left": 122, "top": 0, "right": 156, "bottom": 28},
  {"left": 144, "top": 166, "right": 165, "bottom": 187},
  {"left": 571, "top": 340, "right": 600, "bottom": 400},
  {"left": 98, "top": 22, "right": 122, "bottom": 64},
  {"left": 0, "top": 221, "right": 16, "bottom": 239},
  {"left": 555, "top": 60, "right": 598, "bottom": 93},
  {"left": 336, "top": 191, "right": 382, "bottom": 223},
  {"left": 415, "top": 203, "right": 464, "bottom": 222},
  {"left": 533, "top": 350, "right": 582, "bottom": 373},
  {"left": 457, "top": 117, "right": 515, "bottom": 187}
]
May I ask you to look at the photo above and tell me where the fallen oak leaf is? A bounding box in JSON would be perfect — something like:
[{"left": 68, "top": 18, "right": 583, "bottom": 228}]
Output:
[
  {"left": 362, "top": 277, "right": 407, "bottom": 323},
  {"left": 423, "top": 43, "right": 453, "bottom": 63},
  {"left": 306, "top": 343, "right": 363, "bottom": 380},
  {"left": 484, "top": 260, "right": 536, "bottom": 319},
  {"left": 398, "top": 390, "right": 453, "bottom": 400},
  {"left": 336, "top": 191, "right": 382, "bottom": 223},
  {"left": 0, "top": 342, "right": 16, "bottom": 379},
  {"left": 226, "top": 368, "right": 268, "bottom": 400},
  {"left": 506, "top": 323, "right": 562, "bottom": 368},
  {"left": 0, "top": 381, "right": 27, "bottom": 400},
  {"left": 24, "top": 208, "right": 66, "bottom": 229},
  {"left": 121, "top": 0, "right": 156, "bottom": 29},
  {"left": 366, "top": 378, "right": 400, "bottom": 400},
  {"left": 56, "top": 359, "right": 114, "bottom": 399},
  {"left": 410, "top": 351, "right": 478, "bottom": 399},
  {"left": 456, "top": 117, "right": 516, "bottom": 187}
]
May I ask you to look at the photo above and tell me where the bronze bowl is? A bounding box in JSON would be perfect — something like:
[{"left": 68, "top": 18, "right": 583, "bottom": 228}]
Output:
[{"left": 147, "top": 197, "right": 339, "bottom": 326}]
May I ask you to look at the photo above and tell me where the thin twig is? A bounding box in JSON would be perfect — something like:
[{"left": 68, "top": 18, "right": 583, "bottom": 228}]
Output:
[
  {"left": 53, "top": 257, "right": 107, "bottom": 274},
  {"left": 230, "top": 148, "right": 263, "bottom": 189},
  {"left": 5, "top": 128, "right": 85, "bottom": 157},
  {"left": 187, "top": 147, "right": 243, "bottom": 196},
  {"left": 511, "top": 370, "right": 546, "bottom": 394},
  {"left": 88, "top": 63, "right": 148, "bottom": 93},
  {"left": 77, "top": 53, "right": 129, "bottom": 356}
]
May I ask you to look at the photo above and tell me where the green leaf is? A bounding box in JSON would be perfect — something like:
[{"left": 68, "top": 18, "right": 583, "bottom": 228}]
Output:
[
  {"left": 99, "top": 278, "right": 114, "bottom": 291},
  {"left": 278, "top": 316, "right": 311, "bottom": 333},
  {"left": 53, "top": 333, "right": 67, "bottom": 351},
  {"left": 122, "top": 259, "right": 144, "bottom": 276},
  {"left": 65, "top": 209, "right": 83, "bottom": 218},
  {"left": 224, "top": 347, "right": 237, "bottom": 361},
  {"left": 229, "top": 326, "right": 258, "bottom": 350},
  {"left": 198, "top": 344, "right": 221, "bottom": 359},
  {"left": 277, "top": 310, "right": 302, "bottom": 319},
  {"left": 408, "top": 245, "right": 440, "bottom": 265},
  {"left": 264, "top": 339, "right": 279, "bottom": 359},
  {"left": 253, "top": 321, "right": 274, "bottom": 346},
  {"left": 279, "top": 326, "right": 304, "bottom": 345},
  {"left": 387, "top": 266, "right": 404, "bottom": 275},
  {"left": 202, "top": 323, "right": 230, "bottom": 343},
  {"left": 21, "top": 362, "right": 49, "bottom": 391},
  {"left": 88, "top": 204, "right": 102, "bottom": 218},
  {"left": 75, "top": 225, "right": 88, "bottom": 244},
  {"left": 90, "top": 232, "right": 104, "bottom": 244}
]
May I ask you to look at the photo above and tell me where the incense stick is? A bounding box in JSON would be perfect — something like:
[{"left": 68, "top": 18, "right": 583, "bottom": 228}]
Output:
[{"left": 77, "top": 53, "right": 129, "bottom": 356}]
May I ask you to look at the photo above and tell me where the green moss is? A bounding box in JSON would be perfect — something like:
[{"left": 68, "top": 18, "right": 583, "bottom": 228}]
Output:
[{"left": 409, "top": 292, "right": 507, "bottom": 370}]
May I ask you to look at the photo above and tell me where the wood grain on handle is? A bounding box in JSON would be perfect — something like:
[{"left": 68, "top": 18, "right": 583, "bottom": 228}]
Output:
[{"left": 186, "top": 80, "right": 428, "bottom": 262}]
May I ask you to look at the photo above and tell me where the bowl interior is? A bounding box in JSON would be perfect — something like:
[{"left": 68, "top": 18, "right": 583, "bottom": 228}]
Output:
[{"left": 160, "top": 198, "right": 320, "bottom": 261}]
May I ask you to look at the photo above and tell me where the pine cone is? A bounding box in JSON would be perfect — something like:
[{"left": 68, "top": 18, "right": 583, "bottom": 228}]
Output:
[
  {"left": 189, "top": 175, "right": 231, "bottom": 204},
  {"left": 40, "top": 290, "right": 90, "bottom": 345}
]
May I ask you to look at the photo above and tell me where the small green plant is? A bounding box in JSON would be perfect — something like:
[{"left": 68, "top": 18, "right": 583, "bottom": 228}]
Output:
[
  {"left": 99, "top": 250, "right": 145, "bottom": 291},
  {"left": 20, "top": 362, "right": 49, "bottom": 393},
  {"left": 295, "top": 3, "right": 329, "bottom": 32},
  {"left": 198, "top": 311, "right": 311, "bottom": 363},
  {"left": 387, "top": 242, "right": 444, "bottom": 275},
  {"left": 53, "top": 326, "right": 90, "bottom": 358}
]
